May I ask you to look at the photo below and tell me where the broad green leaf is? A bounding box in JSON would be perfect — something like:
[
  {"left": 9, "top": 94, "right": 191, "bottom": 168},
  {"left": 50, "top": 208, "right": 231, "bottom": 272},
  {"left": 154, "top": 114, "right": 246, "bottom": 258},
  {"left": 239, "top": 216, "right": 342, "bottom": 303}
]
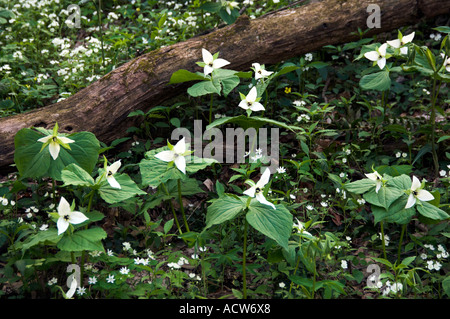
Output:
[
  {"left": 61, "top": 163, "right": 95, "bottom": 187},
  {"left": 371, "top": 196, "right": 415, "bottom": 225},
  {"left": 246, "top": 200, "right": 293, "bottom": 251},
  {"left": 187, "top": 79, "right": 221, "bottom": 97},
  {"left": 363, "top": 185, "right": 404, "bottom": 210},
  {"left": 19, "top": 228, "right": 60, "bottom": 252},
  {"left": 220, "top": 75, "right": 240, "bottom": 97},
  {"left": 14, "top": 128, "right": 100, "bottom": 181},
  {"left": 98, "top": 173, "right": 146, "bottom": 204},
  {"left": 57, "top": 227, "right": 107, "bottom": 252},
  {"left": 416, "top": 201, "right": 450, "bottom": 221},
  {"left": 359, "top": 70, "right": 391, "bottom": 91},
  {"left": 376, "top": 166, "right": 413, "bottom": 178},
  {"left": 168, "top": 69, "right": 207, "bottom": 84},
  {"left": 443, "top": 276, "right": 450, "bottom": 297},
  {"left": 345, "top": 178, "right": 376, "bottom": 194},
  {"left": 205, "top": 194, "right": 246, "bottom": 229}
]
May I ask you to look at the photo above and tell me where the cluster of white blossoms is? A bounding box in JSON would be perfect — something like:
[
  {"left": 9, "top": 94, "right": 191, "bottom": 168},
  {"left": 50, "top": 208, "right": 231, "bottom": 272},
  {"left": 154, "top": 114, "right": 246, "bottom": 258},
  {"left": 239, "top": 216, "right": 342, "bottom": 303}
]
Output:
[
  {"left": 421, "top": 244, "right": 448, "bottom": 271},
  {"left": 167, "top": 256, "right": 189, "bottom": 269}
]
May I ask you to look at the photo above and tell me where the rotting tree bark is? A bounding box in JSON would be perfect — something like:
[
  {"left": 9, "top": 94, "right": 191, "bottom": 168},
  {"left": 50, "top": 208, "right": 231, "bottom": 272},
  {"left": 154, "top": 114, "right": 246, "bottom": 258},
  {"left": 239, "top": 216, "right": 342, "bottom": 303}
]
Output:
[{"left": 0, "top": 0, "right": 449, "bottom": 173}]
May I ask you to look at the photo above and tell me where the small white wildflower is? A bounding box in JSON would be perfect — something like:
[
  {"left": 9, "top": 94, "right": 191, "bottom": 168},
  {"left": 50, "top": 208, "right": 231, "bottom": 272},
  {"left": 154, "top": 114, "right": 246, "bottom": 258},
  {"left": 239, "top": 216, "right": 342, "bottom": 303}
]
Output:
[
  {"left": 88, "top": 276, "right": 97, "bottom": 285},
  {"left": 119, "top": 267, "right": 130, "bottom": 275},
  {"left": 106, "top": 274, "right": 115, "bottom": 283},
  {"left": 341, "top": 260, "right": 348, "bottom": 269},
  {"left": 276, "top": 166, "right": 286, "bottom": 174}
]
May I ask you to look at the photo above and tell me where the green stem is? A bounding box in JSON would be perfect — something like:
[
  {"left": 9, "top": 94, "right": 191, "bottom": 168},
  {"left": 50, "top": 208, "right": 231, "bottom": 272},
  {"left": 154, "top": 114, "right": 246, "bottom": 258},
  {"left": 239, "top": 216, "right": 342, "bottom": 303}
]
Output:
[
  {"left": 161, "top": 182, "right": 183, "bottom": 235},
  {"left": 242, "top": 218, "right": 248, "bottom": 299},
  {"left": 209, "top": 93, "right": 213, "bottom": 125},
  {"left": 397, "top": 223, "right": 407, "bottom": 265},
  {"left": 311, "top": 260, "right": 317, "bottom": 299},
  {"left": 80, "top": 190, "right": 95, "bottom": 287},
  {"left": 177, "top": 179, "right": 190, "bottom": 232},
  {"left": 430, "top": 77, "right": 441, "bottom": 177}
]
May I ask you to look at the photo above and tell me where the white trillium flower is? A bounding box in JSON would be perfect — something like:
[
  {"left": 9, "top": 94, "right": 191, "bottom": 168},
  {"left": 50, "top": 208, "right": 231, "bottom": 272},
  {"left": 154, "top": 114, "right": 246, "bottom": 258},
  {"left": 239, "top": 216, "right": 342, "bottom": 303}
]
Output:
[
  {"left": 37, "top": 123, "right": 75, "bottom": 160},
  {"left": 365, "top": 170, "right": 383, "bottom": 193},
  {"left": 56, "top": 197, "right": 89, "bottom": 235},
  {"left": 405, "top": 176, "right": 434, "bottom": 209},
  {"left": 293, "top": 218, "right": 312, "bottom": 236},
  {"left": 155, "top": 137, "right": 190, "bottom": 174},
  {"left": 243, "top": 168, "right": 276, "bottom": 209},
  {"left": 387, "top": 32, "right": 414, "bottom": 55},
  {"left": 252, "top": 63, "right": 273, "bottom": 80},
  {"left": 201, "top": 48, "right": 230, "bottom": 76},
  {"left": 106, "top": 160, "right": 121, "bottom": 189},
  {"left": 364, "top": 43, "right": 388, "bottom": 69},
  {"left": 239, "top": 86, "right": 265, "bottom": 112},
  {"left": 441, "top": 53, "right": 450, "bottom": 73}
]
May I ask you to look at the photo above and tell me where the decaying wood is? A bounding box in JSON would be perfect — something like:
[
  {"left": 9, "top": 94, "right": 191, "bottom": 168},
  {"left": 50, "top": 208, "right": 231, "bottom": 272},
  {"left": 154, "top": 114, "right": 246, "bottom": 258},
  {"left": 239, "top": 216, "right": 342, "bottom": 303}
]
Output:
[{"left": 1, "top": 0, "right": 449, "bottom": 173}]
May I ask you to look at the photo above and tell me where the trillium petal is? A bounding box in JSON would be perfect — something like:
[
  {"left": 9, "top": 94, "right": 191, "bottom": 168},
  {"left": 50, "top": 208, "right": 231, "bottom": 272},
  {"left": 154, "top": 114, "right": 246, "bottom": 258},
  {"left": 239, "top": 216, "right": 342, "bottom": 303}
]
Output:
[
  {"left": 68, "top": 211, "right": 89, "bottom": 225},
  {"left": 416, "top": 189, "right": 434, "bottom": 202},
  {"left": 202, "top": 48, "right": 213, "bottom": 65},
  {"left": 57, "top": 136, "right": 75, "bottom": 144},
  {"left": 49, "top": 141, "right": 61, "bottom": 160},
  {"left": 37, "top": 135, "right": 52, "bottom": 143},
  {"left": 57, "top": 218, "right": 70, "bottom": 235},
  {"left": 400, "top": 47, "right": 408, "bottom": 55},
  {"left": 107, "top": 176, "right": 121, "bottom": 189},
  {"left": 257, "top": 168, "right": 271, "bottom": 188},
  {"left": 243, "top": 186, "right": 256, "bottom": 198},
  {"left": 174, "top": 155, "right": 186, "bottom": 174},
  {"left": 246, "top": 87, "right": 258, "bottom": 102},
  {"left": 378, "top": 43, "right": 387, "bottom": 56},
  {"left": 375, "top": 181, "right": 382, "bottom": 193},
  {"left": 402, "top": 32, "right": 415, "bottom": 44},
  {"left": 108, "top": 160, "right": 121, "bottom": 174},
  {"left": 411, "top": 176, "right": 421, "bottom": 191},
  {"left": 386, "top": 39, "right": 401, "bottom": 48},
  {"left": 58, "top": 197, "right": 72, "bottom": 217},
  {"left": 173, "top": 137, "right": 186, "bottom": 155},
  {"left": 252, "top": 63, "right": 261, "bottom": 70},
  {"left": 155, "top": 150, "right": 176, "bottom": 162},
  {"left": 212, "top": 58, "right": 230, "bottom": 69},
  {"left": 405, "top": 193, "right": 416, "bottom": 209},
  {"left": 377, "top": 57, "right": 386, "bottom": 70},
  {"left": 365, "top": 172, "right": 377, "bottom": 181},
  {"left": 249, "top": 102, "right": 265, "bottom": 112},
  {"left": 256, "top": 193, "right": 276, "bottom": 209},
  {"left": 238, "top": 100, "right": 250, "bottom": 110},
  {"left": 204, "top": 65, "right": 214, "bottom": 75},
  {"left": 364, "top": 51, "right": 379, "bottom": 62}
]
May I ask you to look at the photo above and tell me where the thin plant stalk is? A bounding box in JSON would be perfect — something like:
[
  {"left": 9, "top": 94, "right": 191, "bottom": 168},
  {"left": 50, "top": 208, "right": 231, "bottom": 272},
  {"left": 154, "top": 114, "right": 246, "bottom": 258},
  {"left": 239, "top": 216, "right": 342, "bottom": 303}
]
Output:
[
  {"left": 397, "top": 223, "right": 407, "bottom": 265},
  {"left": 177, "top": 179, "right": 190, "bottom": 232},
  {"left": 429, "top": 77, "right": 442, "bottom": 177},
  {"left": 242, "top": 218, "right": 248, "bottom": 299},
  {"left": 209, "top": 93, "right": 214, "bottom": 125},
  {"left": 161, "top": 182, "right": 183, "bottom": 235}
]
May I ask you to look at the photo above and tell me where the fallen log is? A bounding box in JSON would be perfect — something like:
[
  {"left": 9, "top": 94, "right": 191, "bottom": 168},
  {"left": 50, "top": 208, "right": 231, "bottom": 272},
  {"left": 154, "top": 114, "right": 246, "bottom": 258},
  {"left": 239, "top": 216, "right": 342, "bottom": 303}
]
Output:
[{"left": 0, "top": 0, "right": 449, "bottom": 173}]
